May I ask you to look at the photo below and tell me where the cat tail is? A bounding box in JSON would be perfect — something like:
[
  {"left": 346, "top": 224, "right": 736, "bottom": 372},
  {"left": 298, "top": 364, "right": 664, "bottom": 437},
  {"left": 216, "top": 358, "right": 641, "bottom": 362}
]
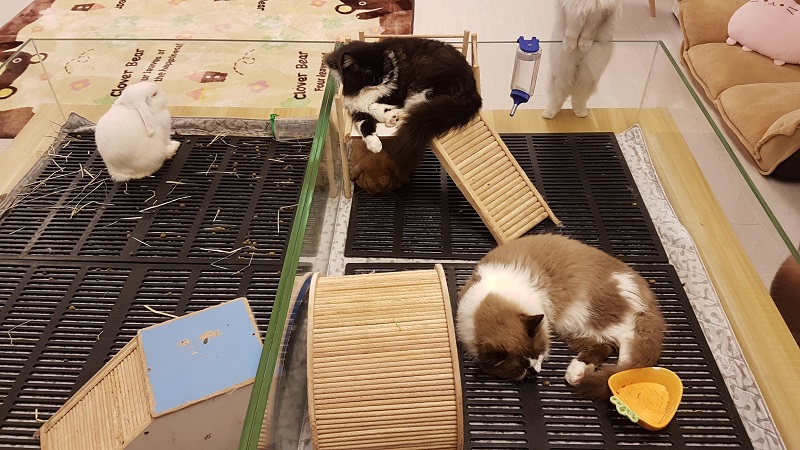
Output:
[
  {"left": 574, "top": 310, "right": 665, "bottom": 401},
  {"left": 388, "top": 92, "right": 482, "bottom": 170}
]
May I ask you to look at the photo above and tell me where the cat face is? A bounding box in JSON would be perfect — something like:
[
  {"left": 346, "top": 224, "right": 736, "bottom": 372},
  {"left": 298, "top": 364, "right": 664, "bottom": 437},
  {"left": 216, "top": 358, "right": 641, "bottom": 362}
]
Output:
[
  {"left": 729, "top": 0, "right": 800, "bottom": 65},
  {"left": 324, "top": 42, "right": 394, "bottom": 96},
  {"left": 475, "top": 312, "right": 550, "bottom": 380},
  {"left": 749, "top": 0, "right": 799, "bottom": 14}
]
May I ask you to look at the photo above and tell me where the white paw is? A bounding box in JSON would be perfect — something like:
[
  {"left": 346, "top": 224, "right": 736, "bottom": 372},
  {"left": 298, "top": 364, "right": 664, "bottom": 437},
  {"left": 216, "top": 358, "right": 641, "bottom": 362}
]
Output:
[
  {"left": 166, "top": 140, "right": 180, "bottom": 158},
  {"left": 726, "top": 37, "right": 737, "bottom": 46},
  {"left": 565, "top": 359, "right": 587, "bottom": 386},
  {"left": 542, "top": 109, "right": 558, "bottom": 120},
  {"left": 573, "top": 107, "right": 589, "bottom": 118},
  {"left": 384, "top": 109, "right": 405, "bottom": 127},
  {"left": 368, "top": 103, "right": 400, "bottom": 124},
  {"left": 363, "top": 135, "right": 382, "bottom": 153},
  {"left": 578, "top": 38, "right": 593, "bottom": 52},
  {"left": 563, "top": 37, "right": 578, "bottom": 51}
]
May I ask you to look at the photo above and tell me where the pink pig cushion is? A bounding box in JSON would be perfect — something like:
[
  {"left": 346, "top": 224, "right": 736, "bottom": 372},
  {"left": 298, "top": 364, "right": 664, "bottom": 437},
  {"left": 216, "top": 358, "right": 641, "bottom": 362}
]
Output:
[{"left": 727, "top": 0, "right": 800, "bottom": 66}]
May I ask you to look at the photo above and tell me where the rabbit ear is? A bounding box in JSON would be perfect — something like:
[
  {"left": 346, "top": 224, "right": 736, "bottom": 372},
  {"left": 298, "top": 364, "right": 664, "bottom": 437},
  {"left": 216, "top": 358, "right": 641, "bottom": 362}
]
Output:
[
  {"left": 118, "top": 82, "right": 158, "bottom": 136},
  {"left": 136, "top": 99, "right": 156, "bottom": 137}
]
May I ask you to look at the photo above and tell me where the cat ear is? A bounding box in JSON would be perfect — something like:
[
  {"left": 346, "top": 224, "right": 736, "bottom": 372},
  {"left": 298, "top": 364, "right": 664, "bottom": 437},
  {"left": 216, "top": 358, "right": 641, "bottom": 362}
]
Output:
[
  {"left": 363, "top": 67, "right": 375, "bottom": 85},
  {"left": 323, "top": 52, "right": 339, "bottom": 70},
  {"left": 522, "top": 314, "right": 545, "bottom": 338},
  {"left": 342, "top": 53, "right": 356, "bottom": 68}
]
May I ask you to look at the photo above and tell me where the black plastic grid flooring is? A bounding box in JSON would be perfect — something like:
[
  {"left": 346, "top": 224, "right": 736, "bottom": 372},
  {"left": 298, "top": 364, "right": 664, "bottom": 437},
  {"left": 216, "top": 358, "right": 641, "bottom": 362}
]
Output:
[
  {"left": 347, "top": 133, "right": 668, "bottom": 263},
  {"left": 0, "top": 133, "right": 309, "bottom": 263},
  {"left": 346, "top": 263, "right": 753, "bottom": 450},
  {"left": 0, "top": 260, "right": 291, "bottom": 447},
  {"left": 0, "top": 133, "right": 311, "bottom": 448}
]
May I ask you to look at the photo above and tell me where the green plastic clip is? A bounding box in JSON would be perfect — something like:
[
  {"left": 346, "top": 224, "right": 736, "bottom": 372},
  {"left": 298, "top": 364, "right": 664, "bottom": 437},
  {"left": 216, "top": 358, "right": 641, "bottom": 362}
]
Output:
[
  {"left": 610, "top": 396, "right": 639, "bottom": 423},
  {"left": 269, "top": 113, "right": 279, "bottom": 138}
]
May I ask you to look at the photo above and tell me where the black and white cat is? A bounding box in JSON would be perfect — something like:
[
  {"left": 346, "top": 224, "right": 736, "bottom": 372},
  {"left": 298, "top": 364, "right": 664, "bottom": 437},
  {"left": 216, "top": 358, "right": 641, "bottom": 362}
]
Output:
[{"left": 325, "top": 38, "right": 482, "bottom": 175}]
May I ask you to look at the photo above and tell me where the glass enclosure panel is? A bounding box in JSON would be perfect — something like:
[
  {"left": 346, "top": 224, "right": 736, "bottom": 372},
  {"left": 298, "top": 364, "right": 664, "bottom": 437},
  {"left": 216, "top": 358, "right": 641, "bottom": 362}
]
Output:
[
  {"left": 1, "top": 37, "right": 337, "bottom": 450},
  {"left": 0, "top": 39, "right": 65, "bottom": 118},
  {"left": 4, "top": 37, "right": 794, "bottom": 450},
  {"left": 639, "top": 43, "right": 799, "bottom": 294}
]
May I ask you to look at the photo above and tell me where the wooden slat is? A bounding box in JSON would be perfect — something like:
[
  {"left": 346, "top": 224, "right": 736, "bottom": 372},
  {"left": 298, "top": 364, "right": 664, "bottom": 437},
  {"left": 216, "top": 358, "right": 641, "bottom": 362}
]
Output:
[
  {"left": 430, "top": 112, "right": 558, "bottom": 243},
  {"left": 40, "top": 340, "right": 152, "bottom": 450},
  {"left": 452, "top": 136, "right": 496, "bottom": 165},
  {"left": 308, "top": 267, "right": 462, "bottom": 450}
]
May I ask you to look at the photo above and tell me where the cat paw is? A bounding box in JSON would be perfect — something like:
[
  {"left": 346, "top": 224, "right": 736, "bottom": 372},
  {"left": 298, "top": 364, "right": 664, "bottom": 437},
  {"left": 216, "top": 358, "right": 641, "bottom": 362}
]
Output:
[
  {"left": 384, "top": 109, "right": 405, "bottom": 128},
  {"left": 563, "top": 37, "right": 578, "bottom": 52},
  {"left": 578, "top": 38, "right": 594, "bottom": 52},
  {"left": 742, "top": 46, "right": 753, "bottom": 52},
  {"left": 368, "top": 103, "right": 401, "bottom": 124},
  {"left": 775, "top": 60, "right": 786, "bottom": 66},
  {"left": 565, "top": 359, "right": 587, "bottom": 386},
  {"left": 542, "top": 109, "right": 558, "bottom": 120},
  {"left": 573, "top": 107, "right": 589, "bottom": 118},
  {"left": 166, "top": 140, "right": 180, "bottom": 158},
  {"left": 363, "top": 135, "right": 383, "bottom": 153},
  {"left": 726, "top": 37, "right": 737, "bottom": 46}
]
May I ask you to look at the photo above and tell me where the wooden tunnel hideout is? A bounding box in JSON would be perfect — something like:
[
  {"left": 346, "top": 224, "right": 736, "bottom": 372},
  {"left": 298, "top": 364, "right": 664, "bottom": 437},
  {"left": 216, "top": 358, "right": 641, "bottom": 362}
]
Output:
[
  {"left": 37, "top": 298, "right": 262, "bottom": 450},
  {"left": 308, "top": 265, "right": 464, "bottom": 450}
]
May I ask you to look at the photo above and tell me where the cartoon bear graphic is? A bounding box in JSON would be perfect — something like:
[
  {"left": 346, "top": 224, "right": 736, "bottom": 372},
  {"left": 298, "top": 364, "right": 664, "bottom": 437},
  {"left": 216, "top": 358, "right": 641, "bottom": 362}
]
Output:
[
  {"left": 335, "top": 0, "right": 413, "bottom": 20},
  {"left": 0, "top": 42, "right": 48, "bottom": 100},
  {"left": 334, "top": 0, "right": 414, "bottom": 34}
]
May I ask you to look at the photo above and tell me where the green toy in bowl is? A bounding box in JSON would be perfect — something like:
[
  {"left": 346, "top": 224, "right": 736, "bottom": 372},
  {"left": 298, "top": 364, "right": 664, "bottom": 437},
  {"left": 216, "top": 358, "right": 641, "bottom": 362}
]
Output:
[{"left": 608, "top": 367, "right": 683, "bottom": 431}]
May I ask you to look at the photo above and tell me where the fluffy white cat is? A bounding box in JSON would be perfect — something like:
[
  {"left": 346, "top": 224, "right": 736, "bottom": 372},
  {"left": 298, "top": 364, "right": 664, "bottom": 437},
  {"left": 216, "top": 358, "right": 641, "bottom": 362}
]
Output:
[{"left": 543, "top": 0, "right": 618, "bottom": 119}]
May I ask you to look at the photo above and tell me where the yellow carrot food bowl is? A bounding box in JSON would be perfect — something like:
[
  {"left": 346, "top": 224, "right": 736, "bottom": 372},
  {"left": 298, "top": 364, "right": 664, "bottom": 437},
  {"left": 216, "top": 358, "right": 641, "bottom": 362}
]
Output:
[{"left": 608, "top": 367, "right": 683, "bottom": 431}]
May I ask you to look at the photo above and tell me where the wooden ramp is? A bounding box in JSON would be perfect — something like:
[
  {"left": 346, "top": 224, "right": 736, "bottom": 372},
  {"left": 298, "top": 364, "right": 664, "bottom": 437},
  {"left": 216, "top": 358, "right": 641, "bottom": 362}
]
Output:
[{"left": 431, "top": 112, "right": 560, "bottom": 243}]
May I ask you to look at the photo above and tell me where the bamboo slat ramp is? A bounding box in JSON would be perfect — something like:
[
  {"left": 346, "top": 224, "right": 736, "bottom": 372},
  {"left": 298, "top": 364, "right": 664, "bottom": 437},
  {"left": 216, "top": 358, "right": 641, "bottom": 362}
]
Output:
[
  {"left": 431, "top": 111, "right": 560, "bottom": 243},
  {"left": 307, "top": 265, "right": 463, "bottom": 450}
]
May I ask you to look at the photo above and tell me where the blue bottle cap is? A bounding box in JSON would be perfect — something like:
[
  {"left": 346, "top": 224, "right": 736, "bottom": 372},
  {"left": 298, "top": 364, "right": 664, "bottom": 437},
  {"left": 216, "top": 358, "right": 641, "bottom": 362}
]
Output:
[
  {"left": 517, "top": 36, "right": 540, "bottom": 53},
  {"left": 510, "top": 88, "right": 530, "bottom": 116},
  {"left": 511, "top": 88, "right": 530, "bottom": 104}
]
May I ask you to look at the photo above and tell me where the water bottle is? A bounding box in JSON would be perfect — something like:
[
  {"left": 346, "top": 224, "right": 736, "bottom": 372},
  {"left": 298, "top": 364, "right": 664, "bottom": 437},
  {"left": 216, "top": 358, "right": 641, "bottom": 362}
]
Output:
[{"left": 510, "top": 36, "right": 541, "bottom": 117}]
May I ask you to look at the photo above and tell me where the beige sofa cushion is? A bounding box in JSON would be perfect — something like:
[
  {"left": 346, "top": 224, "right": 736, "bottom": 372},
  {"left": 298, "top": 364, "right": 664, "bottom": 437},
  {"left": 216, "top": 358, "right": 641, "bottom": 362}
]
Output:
[
  {"left": 685, "top": 43, "right": 800, "bottom": 100},
  {"left": 716, "top": 82, "right": 800, "bottom": 174},
  {"left": 678, "top": 0, "right": 745, "bottom": 49}
]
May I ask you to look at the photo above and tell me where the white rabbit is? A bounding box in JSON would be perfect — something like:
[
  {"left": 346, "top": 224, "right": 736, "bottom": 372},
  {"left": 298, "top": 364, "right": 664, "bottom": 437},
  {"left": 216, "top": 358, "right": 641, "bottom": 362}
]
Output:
[{"left": 95, "top": 81, "right": 180, "bottom": 182}]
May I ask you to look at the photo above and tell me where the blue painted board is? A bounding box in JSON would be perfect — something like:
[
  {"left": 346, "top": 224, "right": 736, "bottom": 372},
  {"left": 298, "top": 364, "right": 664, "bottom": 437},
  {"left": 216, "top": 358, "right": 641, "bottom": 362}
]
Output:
[{"left": 139, "top": 299, "right": 262, "bottom": 415}]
